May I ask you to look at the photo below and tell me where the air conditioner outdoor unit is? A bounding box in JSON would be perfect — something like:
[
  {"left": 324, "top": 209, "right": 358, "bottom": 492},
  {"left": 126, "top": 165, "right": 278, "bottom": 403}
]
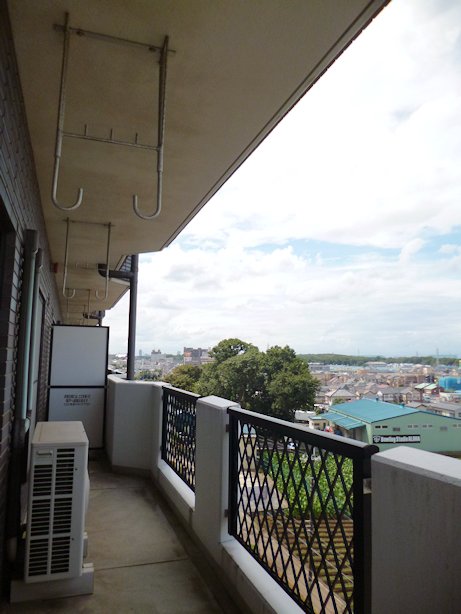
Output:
[{"left": 11, "top": 421, "right": 93, "bottom": 602}]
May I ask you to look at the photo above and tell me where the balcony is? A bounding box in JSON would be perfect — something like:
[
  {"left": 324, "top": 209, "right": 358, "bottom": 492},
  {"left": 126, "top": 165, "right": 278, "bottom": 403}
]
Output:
[{"left": 10, "top": 376, "right": 460, "bottom": 613}]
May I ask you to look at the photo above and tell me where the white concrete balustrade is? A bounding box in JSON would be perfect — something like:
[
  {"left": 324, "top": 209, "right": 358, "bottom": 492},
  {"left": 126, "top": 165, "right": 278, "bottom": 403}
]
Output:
[{"left": 106, "top": 375, "right": 461, "bottom": 614}]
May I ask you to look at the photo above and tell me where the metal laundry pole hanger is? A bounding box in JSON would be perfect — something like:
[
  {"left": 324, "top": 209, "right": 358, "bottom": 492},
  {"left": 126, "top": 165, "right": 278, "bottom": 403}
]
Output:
[
  {"left": 52, "top": 13, "right": 83, "bottom": 211},
  {"left": 52, "top": 13, "right": 171, "bottom": 219},
  {"left": 62, "top": 217, "right": 76, "bottom": 298},
  {"left": 133, "top": 35, "right": 169, "bottom": 220},
  {"left": 62, "top": 218, "right": 112, "bottom": 300}
]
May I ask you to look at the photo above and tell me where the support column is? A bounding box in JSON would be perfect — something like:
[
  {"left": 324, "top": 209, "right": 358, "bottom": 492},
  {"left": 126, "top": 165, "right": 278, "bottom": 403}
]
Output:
[
  {"left": 126, "top": 254, "right": 138, "bottom": 380},
  {"left": 193, "top": 396, "right": 239, "bottom": 562}
]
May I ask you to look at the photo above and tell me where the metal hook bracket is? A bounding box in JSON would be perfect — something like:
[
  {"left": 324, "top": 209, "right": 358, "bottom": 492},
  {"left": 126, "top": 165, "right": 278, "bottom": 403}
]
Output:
[
  {"left": 133, "top": 36, "right": 169, "bottom": 220},
  {"left": 61, "top": 218, "right": 112, "bottom": 301},
  {"left": 53, "top": 14, "right": 171, "bottom": 219},
  {"left": 62, "top": 217, "right": 76, "bottom": 298},
  {"left": 52, "top": 13, "right": 84, "bottom": 211}
]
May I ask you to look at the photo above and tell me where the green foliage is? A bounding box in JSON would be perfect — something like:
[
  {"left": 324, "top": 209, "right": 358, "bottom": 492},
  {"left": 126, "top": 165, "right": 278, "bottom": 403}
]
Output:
[
  {"left": 266, "top": 452, "right": 353, "bottom": 519},
  {"left": 164, "top": 364, "right": 202, "bottom": 392},
  {"left": 196, "top": 338, "right": 319, "bottom": 421},
  {"left": 197, "top": 346, "right": 263, "bottom": 407},
  {"left": 135, "top": 369, "right": 161, "bottom": 381},
  {"left": 209, "top": 338, "right": 257, "bottom": 364}
]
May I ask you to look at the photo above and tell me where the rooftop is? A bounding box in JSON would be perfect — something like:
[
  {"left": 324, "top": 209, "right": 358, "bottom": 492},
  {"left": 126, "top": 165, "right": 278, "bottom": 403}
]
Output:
[{"left": 330, "top": 399, "right": 419, "bottom": 423}]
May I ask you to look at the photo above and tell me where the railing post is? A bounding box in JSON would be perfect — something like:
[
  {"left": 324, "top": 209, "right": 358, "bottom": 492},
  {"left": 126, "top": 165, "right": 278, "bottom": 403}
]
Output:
[
  {"left": 372, "top": 448, "right": 461, "bottom": 614},
  {"left": 151, "top": 382, "right": 167, "bottom": 479},
  {"left": 193, "top": 396, "right": 240, "bottom": 563},
  {"left": 352, "top": 454, "right": 373, "bottom": 614},
  {"left": 227, "top": 410, "right": 239, "bottom": 538}
]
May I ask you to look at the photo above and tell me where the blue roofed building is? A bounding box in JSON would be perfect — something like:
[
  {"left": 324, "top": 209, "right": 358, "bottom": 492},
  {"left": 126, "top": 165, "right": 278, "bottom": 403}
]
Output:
[{"left": 321, "top": 399, "right": 461, "bottom": 455}]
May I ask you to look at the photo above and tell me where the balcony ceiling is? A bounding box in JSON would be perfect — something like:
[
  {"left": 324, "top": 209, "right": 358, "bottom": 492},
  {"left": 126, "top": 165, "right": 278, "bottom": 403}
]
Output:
[{"left": 9, "top": 0, "right": 387, "bottom": 323}]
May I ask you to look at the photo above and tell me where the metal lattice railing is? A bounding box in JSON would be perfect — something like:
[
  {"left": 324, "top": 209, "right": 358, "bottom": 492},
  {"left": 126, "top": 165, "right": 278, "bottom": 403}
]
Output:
[
  {"left": 162, "top": 387, "right": 200, "bottom": 491},
  {"left": 228, "top": 408, "right": 378, "bottom": 614}
]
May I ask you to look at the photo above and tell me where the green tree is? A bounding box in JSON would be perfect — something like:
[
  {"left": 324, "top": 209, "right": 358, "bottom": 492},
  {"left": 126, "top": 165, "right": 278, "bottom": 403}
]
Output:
[
  {"left": 196, "top": 339, "right": 319, "bottom": 421},
  {"left": 198, "top": 345, "right": 263, "bottom": 407},
  {"left": 164, "top": 364, "right": 202, "bottom": 392},
  {"left": 258, "top": 346, "right": 319, "bottom": 421},
  {"left": 208, "top": 338, "right": 256, "bottom": 364},
  {"left": 135, "top": 369, "right": 162, "bottom": 381}
]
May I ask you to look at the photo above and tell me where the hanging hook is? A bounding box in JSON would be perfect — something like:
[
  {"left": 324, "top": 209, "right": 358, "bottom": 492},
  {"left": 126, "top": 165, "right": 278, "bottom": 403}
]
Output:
[
  {"left": 51, "top": 12, "right": 84, "bottom": 211},
  {"left": 95, "top": 223, "right": 112, "bottom": 300},
  {"left": 133, "top": 36, "right": 168, "bottom": 220},
  {"left": 62, "top": 217, "right": 76, "bottom": 298}
]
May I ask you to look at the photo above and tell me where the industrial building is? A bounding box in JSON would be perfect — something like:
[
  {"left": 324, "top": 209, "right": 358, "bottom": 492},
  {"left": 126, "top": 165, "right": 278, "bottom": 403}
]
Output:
[{"left": 321, "top": 399, "right": 461, "bottom": 454}]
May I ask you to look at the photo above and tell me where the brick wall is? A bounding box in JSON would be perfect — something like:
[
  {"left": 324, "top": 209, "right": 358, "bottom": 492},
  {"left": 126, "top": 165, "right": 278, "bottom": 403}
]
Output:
[{"left": 0, "top": 0, "right": 61, "bottom": 595}]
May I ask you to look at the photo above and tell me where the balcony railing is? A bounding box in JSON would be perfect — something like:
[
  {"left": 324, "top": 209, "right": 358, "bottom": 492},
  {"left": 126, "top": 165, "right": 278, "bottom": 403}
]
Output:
[
  {"left": 161, "top": 386, "right": 200, "bottom": 491},
  {"left": 228, "top": 407, "right": 378, "bottom": 614},
  {"left": 107, "top": 377, "right": 459, "bottom": 614}
]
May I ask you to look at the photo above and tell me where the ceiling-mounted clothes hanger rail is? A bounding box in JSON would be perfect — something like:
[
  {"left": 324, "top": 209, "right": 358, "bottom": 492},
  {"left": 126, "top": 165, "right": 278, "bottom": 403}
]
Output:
[
  {"left": 51, "top": 12, "right": 172, "bottom": 220},
  {"left": 61, "top": 218, "right": 112, "bottom": 301}
]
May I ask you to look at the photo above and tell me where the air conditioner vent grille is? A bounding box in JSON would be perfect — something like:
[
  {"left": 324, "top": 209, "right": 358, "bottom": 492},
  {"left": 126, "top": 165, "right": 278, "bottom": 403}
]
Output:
[
  {"left": 51, "top": 537, "right": 71, "bottom": 574},
  {"left": 28, "top": 539, "right": 49, "bottom": 576},
  {"left": 55, "top": 448, "right": 75, "bottom": 495},
  {"left": 30, "top": 499, "right": 51, "bottom": 536},
  {"left": 26, "top": 424, "right": 88, "bottom": 583},
  {"left": 32, "top": 465, "right": 52, "bottom": 497},
  {"left": 53, "top": 498, "right": 73, "bottom": 534}
]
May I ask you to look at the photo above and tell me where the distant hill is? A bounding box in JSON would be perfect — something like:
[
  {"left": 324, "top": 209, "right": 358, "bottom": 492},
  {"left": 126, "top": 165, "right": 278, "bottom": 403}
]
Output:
[{"left": 298, "top": 353, "right": 459, "bottom": 367}]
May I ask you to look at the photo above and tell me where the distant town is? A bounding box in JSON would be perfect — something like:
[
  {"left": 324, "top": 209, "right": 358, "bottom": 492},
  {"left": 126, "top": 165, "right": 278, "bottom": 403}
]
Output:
[
  {"left": 109, "top": 347, "right": 461, "bottom": 411},
  {"left": 109, "top": 347, "right": 212, "bottom": 379}
]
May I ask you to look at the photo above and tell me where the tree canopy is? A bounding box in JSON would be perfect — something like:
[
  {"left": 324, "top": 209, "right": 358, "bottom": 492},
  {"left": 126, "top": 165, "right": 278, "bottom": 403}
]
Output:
[
  {"left": 164, "top": 364, "right": 202, "bottom": 392},
  {"left": 196, "top": 338, "right": 319, "bottom": 421}
]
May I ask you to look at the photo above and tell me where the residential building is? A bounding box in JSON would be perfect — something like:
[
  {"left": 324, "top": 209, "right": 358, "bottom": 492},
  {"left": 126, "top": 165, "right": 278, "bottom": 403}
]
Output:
[
  {"left": 183, "top": 347, "right": 212, "bottom": 366},
  {"left": 321, "top": 399, "right": 461, "bottom": 454}
]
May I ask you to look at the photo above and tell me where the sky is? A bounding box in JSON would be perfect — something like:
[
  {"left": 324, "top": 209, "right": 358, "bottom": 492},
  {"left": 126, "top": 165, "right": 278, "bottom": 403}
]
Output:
[{"left": 106, "top": 0, "right": 461, "bottom": 358}]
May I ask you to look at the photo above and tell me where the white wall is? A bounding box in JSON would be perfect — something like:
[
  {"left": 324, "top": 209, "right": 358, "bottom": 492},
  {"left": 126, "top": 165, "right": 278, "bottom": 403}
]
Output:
[{"left": 106, "top": 375, "right": 158, "bottom": 472}]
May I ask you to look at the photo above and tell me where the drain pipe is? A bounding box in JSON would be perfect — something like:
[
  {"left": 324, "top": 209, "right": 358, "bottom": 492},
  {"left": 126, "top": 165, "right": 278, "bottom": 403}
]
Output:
[
  {"left": 27, "top": 248, "right": 43, "bottom": 425},
  {"left": 6, "top": 230, "right": 39, "bottom": 562},
  {"left": 127, "top": 254, "right": 138, "bottom": 381}
]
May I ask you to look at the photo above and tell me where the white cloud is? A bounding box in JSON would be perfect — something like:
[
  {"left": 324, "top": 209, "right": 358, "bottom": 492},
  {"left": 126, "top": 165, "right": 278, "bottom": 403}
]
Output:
[{"left": 106, "top": 0, "right": 461, "bottom": 358}]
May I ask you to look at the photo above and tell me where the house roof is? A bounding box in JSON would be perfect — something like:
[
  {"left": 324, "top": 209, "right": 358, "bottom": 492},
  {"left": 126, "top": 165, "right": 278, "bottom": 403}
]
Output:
[
  {"left": 327, "top": 399, "right": 419, "bottom": 423},
  {"left": 414, "top": 383, "right": 437, "bottom": 390},
  {"left": 321, "top": 412, "right": 365, "bottom": 430},
  {"left": 327, "top": 389, "right": 354, "bottom": 398}
]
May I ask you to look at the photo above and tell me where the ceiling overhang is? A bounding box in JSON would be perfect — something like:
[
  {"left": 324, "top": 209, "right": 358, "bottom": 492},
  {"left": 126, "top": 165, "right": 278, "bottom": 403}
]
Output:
[{"left": 8, "top": 0, "right": 388, "bottom": 323}]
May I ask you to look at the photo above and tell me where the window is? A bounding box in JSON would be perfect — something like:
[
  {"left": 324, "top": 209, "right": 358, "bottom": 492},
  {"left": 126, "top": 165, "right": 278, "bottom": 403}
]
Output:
[
  {"left": 440, "top": 426, "right": 447, "bottom": 432},
  {"left": 393, "top": 427, "right": 401, "bottom": 432}
]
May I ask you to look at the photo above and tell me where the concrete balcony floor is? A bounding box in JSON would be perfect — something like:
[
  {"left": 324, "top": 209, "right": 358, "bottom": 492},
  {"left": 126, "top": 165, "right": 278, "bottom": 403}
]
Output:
[{"left": 4, "top": 452, "right": 242, "bottom": 614}]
